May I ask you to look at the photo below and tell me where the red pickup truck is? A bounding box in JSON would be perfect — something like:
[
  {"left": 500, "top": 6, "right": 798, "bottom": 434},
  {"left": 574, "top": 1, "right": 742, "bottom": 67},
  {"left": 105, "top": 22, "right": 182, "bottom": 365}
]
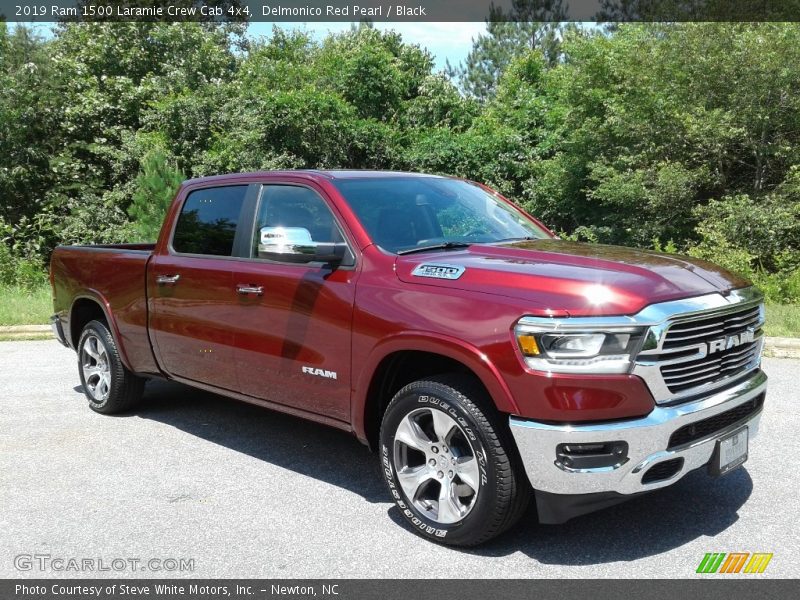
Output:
[{"left": 50, "top": 170, "right": 767, "bottom": 546}]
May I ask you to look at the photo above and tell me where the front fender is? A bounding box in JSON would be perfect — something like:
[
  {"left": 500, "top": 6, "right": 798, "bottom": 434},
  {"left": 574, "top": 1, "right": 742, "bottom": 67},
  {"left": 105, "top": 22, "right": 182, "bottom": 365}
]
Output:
[{"left": 351, "top": 330, "right": 519, "bottom": 444}]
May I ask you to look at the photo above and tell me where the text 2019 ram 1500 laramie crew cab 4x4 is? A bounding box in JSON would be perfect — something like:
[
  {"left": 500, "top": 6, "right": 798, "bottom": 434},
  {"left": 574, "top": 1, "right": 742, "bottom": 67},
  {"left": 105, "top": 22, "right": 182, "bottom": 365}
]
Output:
[{"left": 50, "top": 170, "right": 767, "bottom": 546}]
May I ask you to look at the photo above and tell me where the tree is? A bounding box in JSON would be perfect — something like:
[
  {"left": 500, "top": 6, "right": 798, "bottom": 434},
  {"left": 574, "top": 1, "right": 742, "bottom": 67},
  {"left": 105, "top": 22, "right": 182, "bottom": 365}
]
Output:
[
  {"left": 512, "top": 24, "right": 800, "bottom": 249},
  {"left": 448, "top": 21, "right": 563, "bottom": 100},
  {"left": 47, "top": 22, "right": 241, "bottom": 193},
  {"left": 127, "top": 151, "right": 185, "bottom": 241},
  {"left": 2, "top": 19, "right": 800, "bottom": 304},
  {"left": 447, "top": 1, "right": 572, "bottom": 100},
  {"left": 0, "top": 24, "right": 58, "bottom": 225}
]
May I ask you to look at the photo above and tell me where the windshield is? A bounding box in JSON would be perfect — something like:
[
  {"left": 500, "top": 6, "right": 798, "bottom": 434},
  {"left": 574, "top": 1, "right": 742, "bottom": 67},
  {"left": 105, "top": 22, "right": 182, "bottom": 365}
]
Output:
[{"left": 333, "top": 177, "right": 551, "bottom": 254}]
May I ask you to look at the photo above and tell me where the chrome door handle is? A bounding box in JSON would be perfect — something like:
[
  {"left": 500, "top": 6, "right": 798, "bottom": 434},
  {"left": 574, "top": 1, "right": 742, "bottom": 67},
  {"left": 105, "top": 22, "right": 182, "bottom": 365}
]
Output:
[
  {"left": 156, "top": 274, "right": 180, "bottom": 285},
  {"left": 236, "top": 284, "right": 264, "bottom": 296}
]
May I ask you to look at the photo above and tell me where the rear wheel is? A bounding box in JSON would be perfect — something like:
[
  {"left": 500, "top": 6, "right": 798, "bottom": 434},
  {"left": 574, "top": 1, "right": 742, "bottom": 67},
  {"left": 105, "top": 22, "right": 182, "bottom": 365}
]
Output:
[
  {"left": 77, "top": 320, "right": 144, "bottom": 414},
  {"left": 379, "top": 375, "right": 530, "bottom": 546}
]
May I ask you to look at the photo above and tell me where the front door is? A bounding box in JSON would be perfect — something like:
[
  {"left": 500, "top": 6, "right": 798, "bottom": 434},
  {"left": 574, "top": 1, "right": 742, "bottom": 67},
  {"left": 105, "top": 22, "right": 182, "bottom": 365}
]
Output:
[{"left": 231, "top": 183, "right": 357, "bottom": 421}]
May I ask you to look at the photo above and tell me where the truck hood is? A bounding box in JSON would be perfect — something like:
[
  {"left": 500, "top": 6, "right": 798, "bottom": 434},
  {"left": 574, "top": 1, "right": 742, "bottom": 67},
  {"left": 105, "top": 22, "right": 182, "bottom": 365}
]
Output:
[{"left": 394, "top": 239, "right": 751, "bottom": 316}]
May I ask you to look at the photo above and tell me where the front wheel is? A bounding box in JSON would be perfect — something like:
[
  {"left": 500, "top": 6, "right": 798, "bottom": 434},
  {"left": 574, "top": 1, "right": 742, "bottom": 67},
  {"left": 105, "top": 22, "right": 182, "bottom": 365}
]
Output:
[
  {"left": 77, "top": 319, "right": 144, "bottom": 414},
  {"left": 379, "top": 375, "right": 530, "bottom": 546}
]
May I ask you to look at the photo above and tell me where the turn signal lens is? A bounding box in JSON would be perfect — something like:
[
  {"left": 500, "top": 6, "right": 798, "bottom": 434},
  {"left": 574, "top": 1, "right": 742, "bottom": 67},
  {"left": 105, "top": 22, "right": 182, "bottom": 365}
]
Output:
[{"left": 517, "top": 333, "right": 540, "bottom": 356}]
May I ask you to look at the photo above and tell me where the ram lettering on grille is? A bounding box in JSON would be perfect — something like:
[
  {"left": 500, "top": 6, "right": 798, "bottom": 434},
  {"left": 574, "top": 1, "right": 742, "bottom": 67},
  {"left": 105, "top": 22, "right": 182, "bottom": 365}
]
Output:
[
  {"left": 656, "top": 304, "right": 763, "bottom": 397},
  {"left": 707, "top": 329, "right": 755, "bottom": 354}
]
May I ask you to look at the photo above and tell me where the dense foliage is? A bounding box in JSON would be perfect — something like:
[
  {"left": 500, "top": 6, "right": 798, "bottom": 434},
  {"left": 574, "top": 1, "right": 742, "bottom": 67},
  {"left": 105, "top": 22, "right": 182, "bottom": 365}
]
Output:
[{"left": 0, "top": 21, "right": 798, "bottom": 301}]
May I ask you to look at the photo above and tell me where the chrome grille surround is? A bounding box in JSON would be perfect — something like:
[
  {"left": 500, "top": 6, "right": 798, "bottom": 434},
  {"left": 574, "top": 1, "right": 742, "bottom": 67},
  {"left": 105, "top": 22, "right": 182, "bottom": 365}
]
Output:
[
  {"left": 515, "top": 286, "right": 765, "bottom": 405},
  {"left": 633, "top": 287, "right": 765, "bottom": 404}
]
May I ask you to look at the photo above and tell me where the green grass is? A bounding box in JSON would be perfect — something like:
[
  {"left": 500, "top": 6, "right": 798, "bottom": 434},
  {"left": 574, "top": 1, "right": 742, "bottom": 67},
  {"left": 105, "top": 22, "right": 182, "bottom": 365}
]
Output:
[
  {"left": 0, "top": 283, "right": 798, "bottom": 339},
  {"left": 764, "top": 303, "right": 800, "bottom": 338},
  {"left": 0, "top": 284, "right": 52, "bottom": 326}
]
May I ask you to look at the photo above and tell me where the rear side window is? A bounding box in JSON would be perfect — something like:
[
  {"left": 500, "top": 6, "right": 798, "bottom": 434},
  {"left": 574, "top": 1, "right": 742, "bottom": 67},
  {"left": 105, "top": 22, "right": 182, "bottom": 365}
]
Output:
[{"left": 172, "top": 186, "right": 248, "bottom": 256}]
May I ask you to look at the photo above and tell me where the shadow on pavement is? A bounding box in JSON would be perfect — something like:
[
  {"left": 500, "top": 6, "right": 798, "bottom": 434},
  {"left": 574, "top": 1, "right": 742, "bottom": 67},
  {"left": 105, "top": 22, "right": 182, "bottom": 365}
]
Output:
[
  {"left": 431, "top": 467, "right": 751, "bottom": 564},
  {"left": 81, "top": 378, "right": 752, "bottom": 564},
  {"left": 131, "top": 379, "right": 386, "bottom": 504}
]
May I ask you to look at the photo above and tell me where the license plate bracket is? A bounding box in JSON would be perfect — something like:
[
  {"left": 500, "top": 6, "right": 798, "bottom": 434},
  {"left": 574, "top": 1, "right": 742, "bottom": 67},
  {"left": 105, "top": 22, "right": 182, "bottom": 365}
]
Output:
[{"left": 709, "top": 426, "right": 749, "bottom": 477}]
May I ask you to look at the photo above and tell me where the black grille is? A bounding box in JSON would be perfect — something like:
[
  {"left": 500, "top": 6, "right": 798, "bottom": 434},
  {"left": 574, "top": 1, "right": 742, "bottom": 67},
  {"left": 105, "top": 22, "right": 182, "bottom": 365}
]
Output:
[
  {"left": 642, "top": 458, "right": 684, "bottom": 484},
  {"left": 667, "top": 393, "right": 764, "bottom": 450}
]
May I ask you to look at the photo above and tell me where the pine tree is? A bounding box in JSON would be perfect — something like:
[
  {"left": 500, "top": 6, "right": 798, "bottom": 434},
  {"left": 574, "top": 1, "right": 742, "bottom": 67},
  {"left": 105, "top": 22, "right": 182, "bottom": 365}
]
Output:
[
  {"left": 448, "top": 1, "right": 569, "bottom": 100},
  {"left": 128, "top": 151, "right": 185, "bottom": 241}
]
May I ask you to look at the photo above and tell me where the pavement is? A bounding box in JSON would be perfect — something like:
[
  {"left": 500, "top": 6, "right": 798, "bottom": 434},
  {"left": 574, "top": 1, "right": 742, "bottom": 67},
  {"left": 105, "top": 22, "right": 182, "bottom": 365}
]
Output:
[{"left": 0, "top": 340, "right": 796, "bottom": 579}]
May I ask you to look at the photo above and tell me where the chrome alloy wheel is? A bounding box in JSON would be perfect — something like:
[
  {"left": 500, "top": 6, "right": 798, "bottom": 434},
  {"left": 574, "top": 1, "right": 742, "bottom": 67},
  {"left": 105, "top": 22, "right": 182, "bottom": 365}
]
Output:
[
  {"left": 393, "top": 407, "right": 481, "bottom": 524},
  {"left": 81, "top": 334, "right": 111, "bottom": 403}
]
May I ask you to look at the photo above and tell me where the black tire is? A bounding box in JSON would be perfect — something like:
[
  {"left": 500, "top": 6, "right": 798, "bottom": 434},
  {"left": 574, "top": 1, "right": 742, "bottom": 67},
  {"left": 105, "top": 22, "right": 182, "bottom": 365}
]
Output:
[
  {"left": 379, "top": 374, "right": 530, "bottom": 546},
  {"left": 77, "top": 319, "right": 145, "bottom": 414}
]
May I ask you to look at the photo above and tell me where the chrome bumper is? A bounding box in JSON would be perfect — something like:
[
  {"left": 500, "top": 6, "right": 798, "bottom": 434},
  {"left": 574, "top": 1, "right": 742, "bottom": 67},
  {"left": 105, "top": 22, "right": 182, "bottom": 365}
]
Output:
[{"left": 509, "top": 370, "right": 767, "bottom": 496}]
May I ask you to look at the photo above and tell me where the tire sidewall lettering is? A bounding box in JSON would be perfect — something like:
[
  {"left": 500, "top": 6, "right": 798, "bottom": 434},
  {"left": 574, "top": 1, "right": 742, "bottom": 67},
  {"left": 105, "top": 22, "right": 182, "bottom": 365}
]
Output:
[
  {"left": 381, "top": 389, "right": 496, "bottom": 541},
  {"left": 382, "top": 441, "right": 449, "bottom": 538},
  {"left": 416, "top": 394, "right": 488, "bottom": 486},
  {"left": 418, "top": 394, "right": 478, "bottom": 442}
]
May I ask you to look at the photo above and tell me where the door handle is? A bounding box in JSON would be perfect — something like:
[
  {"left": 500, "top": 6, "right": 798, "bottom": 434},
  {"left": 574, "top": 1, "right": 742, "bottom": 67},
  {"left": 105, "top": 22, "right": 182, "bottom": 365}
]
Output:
[
  {"left": 236, "top": 284, "right": 264, "bottom": 296},
  {"left": 156, "top": 274, "right": 181, "bottom": 285}
]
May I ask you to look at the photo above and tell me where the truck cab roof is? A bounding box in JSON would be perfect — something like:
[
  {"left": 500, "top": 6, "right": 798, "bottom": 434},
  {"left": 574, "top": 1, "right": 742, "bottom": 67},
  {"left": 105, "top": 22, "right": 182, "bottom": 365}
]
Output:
[{"left": 183, "top": 169, "right": 446, "bottom": 186}]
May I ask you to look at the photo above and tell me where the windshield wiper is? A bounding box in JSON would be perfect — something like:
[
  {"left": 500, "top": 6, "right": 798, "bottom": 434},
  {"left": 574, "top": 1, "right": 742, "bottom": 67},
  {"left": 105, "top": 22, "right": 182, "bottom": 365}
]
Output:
[
  {"left": 397, "top": 242, "right": 472, "bottom": 255},
  {"left": 491, "top": 236, "right": 537, "bottom": 244}
]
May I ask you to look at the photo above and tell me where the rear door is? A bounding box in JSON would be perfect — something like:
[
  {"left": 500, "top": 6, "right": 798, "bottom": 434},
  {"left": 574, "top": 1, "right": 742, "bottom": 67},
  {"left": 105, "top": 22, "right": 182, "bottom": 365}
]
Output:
[
  {"left": 230, "top": 182, "right": 358, "bottom": 421},
  {"left": 149, "top": 184, "right": 254, "bottom": 390}
]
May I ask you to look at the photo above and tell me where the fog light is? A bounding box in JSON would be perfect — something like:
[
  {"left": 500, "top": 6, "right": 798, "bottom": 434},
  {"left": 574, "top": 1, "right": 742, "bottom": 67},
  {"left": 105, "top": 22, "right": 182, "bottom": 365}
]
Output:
[{"left": 556, "top": 441, "right": 629, "bottom": 470}]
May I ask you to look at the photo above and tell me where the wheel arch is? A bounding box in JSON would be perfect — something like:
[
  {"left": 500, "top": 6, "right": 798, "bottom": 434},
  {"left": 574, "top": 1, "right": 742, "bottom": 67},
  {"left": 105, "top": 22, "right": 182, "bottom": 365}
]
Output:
[
  {"left": 68, "top": 293, "right": 134, "bottom": 371},
  {"left": 353, "top": 333, "right": 519, "bottom": 450}
]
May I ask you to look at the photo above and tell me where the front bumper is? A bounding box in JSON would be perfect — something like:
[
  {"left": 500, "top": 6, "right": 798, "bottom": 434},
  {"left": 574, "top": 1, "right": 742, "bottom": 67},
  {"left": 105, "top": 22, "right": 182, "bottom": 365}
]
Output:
[{"left": 509, "top": 369, "right": 766, "bottom": 499}]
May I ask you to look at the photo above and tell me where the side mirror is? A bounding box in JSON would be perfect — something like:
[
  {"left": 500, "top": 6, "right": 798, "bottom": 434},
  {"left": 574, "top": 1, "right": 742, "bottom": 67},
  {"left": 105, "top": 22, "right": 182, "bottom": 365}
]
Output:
[
  {"left": 305, "top": 242, "right": 348, "bottom": 264},
  {"left": 258, "top": 227, "right": 347, "bottom": 265}
]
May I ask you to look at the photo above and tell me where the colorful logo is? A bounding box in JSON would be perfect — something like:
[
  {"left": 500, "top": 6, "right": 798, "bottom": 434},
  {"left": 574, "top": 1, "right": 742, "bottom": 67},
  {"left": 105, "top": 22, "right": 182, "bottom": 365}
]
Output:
[{"left": 697, "top": 552, "right": 773, "bottom": 574}]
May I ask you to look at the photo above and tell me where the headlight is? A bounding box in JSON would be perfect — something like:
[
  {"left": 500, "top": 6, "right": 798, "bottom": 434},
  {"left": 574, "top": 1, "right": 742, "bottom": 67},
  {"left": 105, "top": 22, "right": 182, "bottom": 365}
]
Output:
[{"left": 515, "top": 321, "right": 646, "bottom": 374}]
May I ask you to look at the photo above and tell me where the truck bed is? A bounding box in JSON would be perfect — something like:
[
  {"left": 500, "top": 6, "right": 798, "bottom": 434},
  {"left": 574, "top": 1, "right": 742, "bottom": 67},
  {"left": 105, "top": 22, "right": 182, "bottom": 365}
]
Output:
[{"left": 50, "top": 243, "right": 160, "bottom": 375}]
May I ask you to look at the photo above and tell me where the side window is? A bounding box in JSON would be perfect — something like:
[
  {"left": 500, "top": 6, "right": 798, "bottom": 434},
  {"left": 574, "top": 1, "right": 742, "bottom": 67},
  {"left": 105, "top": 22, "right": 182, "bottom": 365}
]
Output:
[
  {"left": 252, "top": 185, "right": 345, "bottom": 260},
  {"left": 172, "top": 185, "right": 248, "bottom": 256}
]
